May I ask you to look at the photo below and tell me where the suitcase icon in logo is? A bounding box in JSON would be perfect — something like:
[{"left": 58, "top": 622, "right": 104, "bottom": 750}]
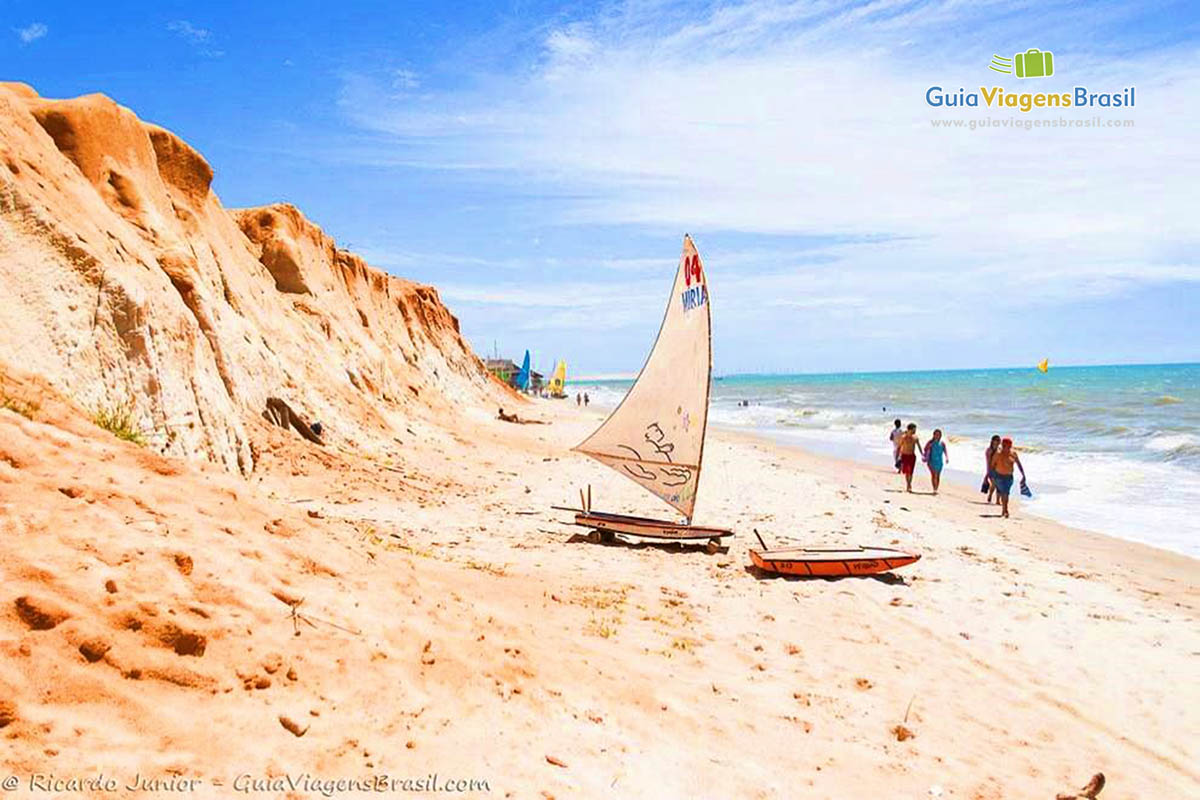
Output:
[{"left": 1014, "top": 48, "right": 1054, "bottom": 78}]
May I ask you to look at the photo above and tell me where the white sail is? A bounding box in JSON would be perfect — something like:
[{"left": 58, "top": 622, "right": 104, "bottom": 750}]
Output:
[{"left": 574, "top": 235, "right": 712, "bottom": 520}]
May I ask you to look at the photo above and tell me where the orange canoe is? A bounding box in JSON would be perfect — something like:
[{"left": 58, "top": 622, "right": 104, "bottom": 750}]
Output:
[{"left": 750, "top": 545, "right": 920, "bottom": 577}]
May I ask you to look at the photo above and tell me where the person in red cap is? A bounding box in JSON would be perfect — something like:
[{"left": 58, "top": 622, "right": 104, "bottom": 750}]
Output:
[{"left": 989, "top": 437, "right": 1026, "bottom": 518}]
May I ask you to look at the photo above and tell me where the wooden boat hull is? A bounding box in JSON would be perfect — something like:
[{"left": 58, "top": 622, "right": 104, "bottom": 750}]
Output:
[
  {"left": 573, "top": 510, "right": 733, "bottom": 541},
  {"left": 750, "top": 546, "right": 920, "bottom": 577}
]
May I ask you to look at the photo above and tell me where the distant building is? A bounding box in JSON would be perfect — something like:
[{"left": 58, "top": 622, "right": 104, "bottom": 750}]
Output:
[
  {"left": 484, "top": 358, "right": 543, "bottom": 392},
  {"left": 485, "top": 358, "right": 518, "bottom": 384}
]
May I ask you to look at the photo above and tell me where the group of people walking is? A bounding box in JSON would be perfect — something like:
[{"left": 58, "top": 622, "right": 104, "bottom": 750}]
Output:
[
  {"left": 889, "top": 419, "right": 1028, "bottom": 517},
  {"left": 889, "top": 419, "right": 948, "bottom": 494}
]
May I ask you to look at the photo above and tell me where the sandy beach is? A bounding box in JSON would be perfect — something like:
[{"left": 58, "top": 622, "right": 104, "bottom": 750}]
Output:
[
  {"left": 3, "top": 374, "right": 1196, "bottom": 799},
  {"left": 2, "top": 80, "right": 1196, "bottom": 800}
]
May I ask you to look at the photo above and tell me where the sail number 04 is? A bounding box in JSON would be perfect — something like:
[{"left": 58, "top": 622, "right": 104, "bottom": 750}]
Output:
[{"left": 680, "top": 254, "right": 707, "bottom": 312}]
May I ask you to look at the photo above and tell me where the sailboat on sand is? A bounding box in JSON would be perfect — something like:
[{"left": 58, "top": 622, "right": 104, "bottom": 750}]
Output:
[
  {"left": 548, "top": 360, "right": 568, "bottom": 398},
  {"left": 514, "top": 350, "right": 531, "bottom": 392},
  {"left": 558, "top": 235, "right": 733, "bottom": 552}
]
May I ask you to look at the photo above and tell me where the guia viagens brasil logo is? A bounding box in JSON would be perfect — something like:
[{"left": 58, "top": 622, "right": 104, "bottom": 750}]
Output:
[
  {"left": 990, "top": 49, "right": 1054, "bottom": 78},
  {"left": 926, "top": 49, "right": 1135, "bottom": 112}
]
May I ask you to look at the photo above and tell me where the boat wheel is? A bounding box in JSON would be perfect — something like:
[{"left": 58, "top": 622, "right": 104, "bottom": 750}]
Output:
[
  {"left": 587, "top": 530, "right": 603, "bottom": 544},
  {"left": 705, "top": 538, "right": 722, "bottom": 555},
  {"left": 599, "top": 530, "right": 616, "bottom": 544}
]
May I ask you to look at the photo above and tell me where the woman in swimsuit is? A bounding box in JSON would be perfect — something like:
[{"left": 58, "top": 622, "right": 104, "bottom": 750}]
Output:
[{"left": 923, "top": 428, "right": 949, "bottom": 494}]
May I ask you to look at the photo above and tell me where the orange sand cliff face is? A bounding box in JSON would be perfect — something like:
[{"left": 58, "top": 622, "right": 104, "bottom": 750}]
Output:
[{"left": 0, "top": 82, "right": 506, "bottom": 473}]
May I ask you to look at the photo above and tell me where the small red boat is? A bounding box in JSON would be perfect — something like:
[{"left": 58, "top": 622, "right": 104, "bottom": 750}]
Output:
[{"left": 750, "top": 544, "right": 920, "bottom": 577}]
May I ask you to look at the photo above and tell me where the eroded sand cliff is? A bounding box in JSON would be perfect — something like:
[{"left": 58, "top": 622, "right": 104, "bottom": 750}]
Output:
[{"left": 0, "top": 82, "right": 501, "bottom": 474}]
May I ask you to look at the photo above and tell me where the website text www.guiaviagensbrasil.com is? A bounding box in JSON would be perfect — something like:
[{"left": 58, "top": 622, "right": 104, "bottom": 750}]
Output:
[{"left": 930, "top": 116, "right": 1134, "bottom": 130}]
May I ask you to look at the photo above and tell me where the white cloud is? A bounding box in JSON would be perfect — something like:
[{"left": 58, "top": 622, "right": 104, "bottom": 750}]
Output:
[
  {"left": 335, "top": 1, "right": 1200, "bottom": 369},
  {"left": 393, "top": 69, "right": 421, "bottom": 90},
  {"left": 545, "top": 26, "right": 595, "bottom": 61},
  {"left": 352, "top": 245, "right": 542, "bottom": 274},
  {"left": 347, "top": 10, "right": 1194, "bottom": 218},
  {"left": 167, "top": 20, "right": 210, "bottom": 43},
  {"left": 16, "top": 22, "right": 47, "bottom": 44},
  {"left": 167, "top": 19, "right": 223, "bottom": 56},
  {"left": 439, "top": 279, "right": 661, "bottom": 310}
]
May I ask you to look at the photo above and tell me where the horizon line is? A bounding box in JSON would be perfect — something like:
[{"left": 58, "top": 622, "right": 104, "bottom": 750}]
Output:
[{"left": 567, "top": 359, "right": 1200, "bottom": 383}]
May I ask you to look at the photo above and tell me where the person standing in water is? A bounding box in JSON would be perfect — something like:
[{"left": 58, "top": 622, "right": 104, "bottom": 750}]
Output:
[
  {"left": 989, "top": 437, "right": 1026, "bottom": 518},
  {"left": 923, "top": 429, "right": 949, "bottom": 494},
  {"left": 576, "top": 392, "right": 581, "bottom": 406},
  {"left": 984, "top": 434, "right": 1001, "bottom": 504},
  {"left": 888, "top": 419, "right": 903, "bottom": 472},
  {"left": 584, "top": 392, "right": 590, "bottom": 407},
  {"left": 897, "top": 423, "right": 922, "bottom": 492}
]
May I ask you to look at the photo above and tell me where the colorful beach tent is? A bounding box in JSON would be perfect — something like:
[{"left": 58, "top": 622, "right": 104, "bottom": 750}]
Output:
[{"left": 515, "top": 350, "right": 531, "bottom": 391}]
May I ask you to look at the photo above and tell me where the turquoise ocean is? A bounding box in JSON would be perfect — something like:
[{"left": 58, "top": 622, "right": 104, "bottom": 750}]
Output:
[{"left": 572, "top": 363, "right": 1200, "bottom": 557}]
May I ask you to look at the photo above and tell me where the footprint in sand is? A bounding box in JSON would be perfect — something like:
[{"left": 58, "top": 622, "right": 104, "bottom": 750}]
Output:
[
  {"left": 79, "top": 637, "right": 112, "bottom": 663},
  {"left": 14, "top": 595, "right": 70, "bottom": 630}
]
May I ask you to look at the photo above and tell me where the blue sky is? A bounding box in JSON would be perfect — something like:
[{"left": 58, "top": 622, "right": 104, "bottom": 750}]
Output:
[{"left": 4, "top": 1, "right": 1199, "bottom": 375}]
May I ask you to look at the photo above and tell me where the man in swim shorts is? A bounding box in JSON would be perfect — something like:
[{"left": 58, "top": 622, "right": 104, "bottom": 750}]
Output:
[
  {"left": 897, "top": 423, "right": 922, "bottom": 492},
  {"left": 989, "top": 437, "right": 1026, "bottom": 518}
]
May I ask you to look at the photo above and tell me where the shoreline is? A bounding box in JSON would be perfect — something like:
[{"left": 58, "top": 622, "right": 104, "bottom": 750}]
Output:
[
  {"left": 543, "top": 397, "right": 1199, "bottom": 625},
  {"left": 571, "top": 363, "right": 1200, "bottom": 559},
  {"left": 707, "top": 419, "right": 1200, "bottom": 567},
  {"left": 570, "top": 391, "right": 1199, "bottom": 560},
  {"left": 563, "top": 398, "right": 1197, "bottom": 574}
]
